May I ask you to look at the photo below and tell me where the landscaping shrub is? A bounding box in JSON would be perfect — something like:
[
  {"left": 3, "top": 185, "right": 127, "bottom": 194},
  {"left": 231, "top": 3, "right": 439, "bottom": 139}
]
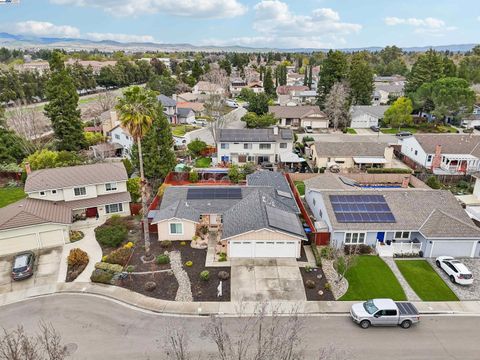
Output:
[
  {"left": 125, "top": 265, "right": 135, "bottom": 273},
  {"left": 104, "top": 215, "right": 137, "bottom": 230},
  {"left": 366, "top": 168, "right": 412, "bottom": 174},
  {"left": 144, "top": 281, "right": 157, "bottom": 292},
  {"left": 324, "top": 283, "right": 331, "bottom": 291},
  {"left": 189, "top": 170, "right": 199, "bottom": 183},
  {"left": 160, "top": 240, "right": 172, "bottom": 248},
  {"left": 200, "top": 270, "right": 210, "bottom": 281},
  {"left": 305, "top": 280, "right": 316, "bottom": 289},
  {"left": 104, "top": 247, "right": 132, "bottom": 266},
  {"left": 123, "top": 241, "right": 134, "bottom": 249},
  {"left": 156, "top": 254, "right": 170, "bottom": 265},
  {"left": 67, "top": 248, "right": 89, "bottom": 267},
  {"left": 320, "top": 246, "right": 334, "bottom": 260},
  {"left": 94, "top": 262, "right": 123, "bottom": 274},
  {"left": 180, "top": 241, "right": 187, "bottom": 246},
  {"left": 69, "top": 230, "right": 84, "bottom": 242},
  {"left": 344, "top": 244, "right": 373, "bottom": 255},
  {"left": 185, "top": 261, "right": 193, "bottom": 267},
  {"left": 426, "top": 176, "right": 442, "bottom": 189},
  {"left": 95, "top": 224, "right": 128, "bottom": 248},
  {"left": 218, "top": 252, "right": 227, "bottom": 262},
  {"left": 310, "top": 243, "right": 322, "bottom": 267},
  {"left": 90, "top": 269, "right": 114, "bottom": 284},
  {"left": 218, "top": 271, "right": 230, "bottom": 280},
  {"left": 304, "top": 265, "right": 313, "bottom": 273}
]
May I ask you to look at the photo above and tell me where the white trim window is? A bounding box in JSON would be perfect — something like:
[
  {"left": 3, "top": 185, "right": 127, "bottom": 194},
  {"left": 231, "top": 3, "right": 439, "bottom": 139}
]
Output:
[
  {"left": 105, "top": 203, "right": 123, "bottom": 214},
  {"left": 105, "top": 182, "right": 117, "bottom": 191},
  {"left": 220, "top": 143, "right": 229, "bottom": 150},
  {"left": 169, "top": 222, "right": 183, "bottom": 235},
  {"left": 345, "top": 232, "right": 366, "bottom": 244},
  {"left": 394, "top": 231, "right": 410, "bottom": 240},
  {"left": 74, "top": 187, "right": 86, "bottom": 196},
  {"left": 259, "top": 143, "right": 271, "bottom": 150},
  {"left": 39, "top": 191, "right": 46, "bottom": 197}
]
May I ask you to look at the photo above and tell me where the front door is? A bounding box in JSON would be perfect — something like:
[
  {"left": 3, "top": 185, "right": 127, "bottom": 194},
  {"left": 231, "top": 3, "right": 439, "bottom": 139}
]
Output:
[
  {"left": 210, "top": 214, "right": 217, "bottom": 225},
  {"left": 376, "top": 232, "right": 385, "bottom": 243},
  {"left": 86, "top": 207, "right": 98, "bottom": 218}
]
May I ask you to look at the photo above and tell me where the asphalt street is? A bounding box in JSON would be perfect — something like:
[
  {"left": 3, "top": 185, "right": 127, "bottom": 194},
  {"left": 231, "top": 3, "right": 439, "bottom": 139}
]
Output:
[{"left": 1, "top": 294, "right": 479, "bottom": 360}]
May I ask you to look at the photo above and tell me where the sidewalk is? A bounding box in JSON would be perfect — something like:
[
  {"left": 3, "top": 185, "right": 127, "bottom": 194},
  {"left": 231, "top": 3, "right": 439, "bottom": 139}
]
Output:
[{"left": 2, "top": 281, "right": 480, "bottom": 316}]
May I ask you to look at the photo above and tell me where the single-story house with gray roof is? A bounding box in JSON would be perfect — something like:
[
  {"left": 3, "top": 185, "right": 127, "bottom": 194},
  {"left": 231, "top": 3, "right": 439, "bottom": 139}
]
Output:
[
  {"left": 350, "top": 105, "right": 389, "bottom": 128},
  {"left": 151, "top": 181, "right": 306, "bottom": 258},
  {"left": 305, "top": 178, "right": 480, "bottom": 257}
]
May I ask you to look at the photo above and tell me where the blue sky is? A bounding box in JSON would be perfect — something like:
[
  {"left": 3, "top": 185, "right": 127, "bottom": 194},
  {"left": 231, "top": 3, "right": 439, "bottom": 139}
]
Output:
[{"left": 0, "top": 0, "right": 479, "bottom": 48}]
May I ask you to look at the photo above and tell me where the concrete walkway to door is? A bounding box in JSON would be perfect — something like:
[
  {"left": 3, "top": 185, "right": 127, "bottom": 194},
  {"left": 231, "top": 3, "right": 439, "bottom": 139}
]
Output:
[{"left": 231, "top": 258, "right": 306, "bottom": 302}]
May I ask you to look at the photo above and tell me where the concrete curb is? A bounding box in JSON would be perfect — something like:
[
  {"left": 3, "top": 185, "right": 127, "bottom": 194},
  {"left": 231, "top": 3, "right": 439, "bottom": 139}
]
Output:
[{"left": 2, "top": 282, "right": 480, "bottom": 317}]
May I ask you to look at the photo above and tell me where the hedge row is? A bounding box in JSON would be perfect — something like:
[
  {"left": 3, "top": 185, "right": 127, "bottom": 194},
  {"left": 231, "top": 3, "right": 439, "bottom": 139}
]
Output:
[
  {"left": 366, "top": 168, "right": 412, "bottom": 174},
  {"left": 310, "top": 242, "right": 322, "bottom": 267}
]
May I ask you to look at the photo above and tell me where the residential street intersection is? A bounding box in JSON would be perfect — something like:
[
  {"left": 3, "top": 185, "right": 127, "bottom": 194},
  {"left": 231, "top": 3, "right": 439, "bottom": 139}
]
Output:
[{"left": 1, "top": 294, "right": 479, "bottom": 360}]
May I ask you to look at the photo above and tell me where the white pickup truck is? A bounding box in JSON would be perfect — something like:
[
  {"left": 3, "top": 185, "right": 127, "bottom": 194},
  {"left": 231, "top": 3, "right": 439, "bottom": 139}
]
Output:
[{"left": 350, "top": 299, "right": 419, "bottom": 329}]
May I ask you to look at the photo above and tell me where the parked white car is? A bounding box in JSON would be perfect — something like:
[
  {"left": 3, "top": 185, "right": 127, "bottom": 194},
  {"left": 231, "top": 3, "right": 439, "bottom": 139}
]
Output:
[
  {"left": 225, "top": 99, "right": 239, "bottom": 108},
  {"left": 435, "top": 256, "right": 473, "bottom": 285}
]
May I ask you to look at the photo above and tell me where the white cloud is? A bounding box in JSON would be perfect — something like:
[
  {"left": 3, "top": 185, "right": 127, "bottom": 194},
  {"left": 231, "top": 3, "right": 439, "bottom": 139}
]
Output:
[
  {"left": 12, "top": 21, "right": 81, "bottom": 38},
  {"left": 85, "top": 33, "right": 155, "bottom": 43},
  {"left": 50, "top": 0, "right": 247, "bottom": 18},
  {"left": 384, "top": 16, "right": 456, "bottom": 35},
  {"left": 217, "top": 0, "right": 360, "bottom": 48}
]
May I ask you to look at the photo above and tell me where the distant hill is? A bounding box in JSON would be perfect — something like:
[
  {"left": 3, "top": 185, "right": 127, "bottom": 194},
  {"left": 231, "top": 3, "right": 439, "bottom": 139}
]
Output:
[{"left": 0, "top": 32, "right": 476, "bottom": 53}]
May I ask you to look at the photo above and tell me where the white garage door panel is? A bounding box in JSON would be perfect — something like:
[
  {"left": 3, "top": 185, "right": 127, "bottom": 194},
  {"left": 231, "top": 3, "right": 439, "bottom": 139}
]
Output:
[
  {"left": 0, "top": 234, "right": 38, "bottom": 256},
  {"left": 39, "top": 230, "right": 64, "bottom": 248},
  {"left": 229, "top": 240, "right": 298, "bottom": 258},
  {"left": 430, "top": 241, "right": 475, "bottom": 258}
]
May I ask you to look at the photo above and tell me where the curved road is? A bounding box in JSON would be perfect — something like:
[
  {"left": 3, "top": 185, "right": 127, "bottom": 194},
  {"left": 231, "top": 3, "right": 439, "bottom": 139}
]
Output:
[{"left": 1, "top": 294, "right": 479, "bottom": 359}]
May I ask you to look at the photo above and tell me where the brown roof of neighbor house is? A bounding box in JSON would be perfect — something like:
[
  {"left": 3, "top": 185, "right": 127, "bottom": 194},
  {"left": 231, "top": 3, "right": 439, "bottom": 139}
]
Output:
[
  {"left": 176, "top": 102, "right": 205, "bottom": 113},
  {"left": 61, "top": 192, "right": 131, "bottom": 210},
  {"left": 276, "top": 85, "right": 309, "bottom": 95},
  {"left": 25, "top": 163, "right": 128, "bottom": 193},
  {"left": 0, "top": 198, "right": 72, "bottom": 231},
  {"left": 413, "top": 134, "right": 480, "bottom": 156},
  {"left": 313, "top": 141, "right": 388, "bottom": 157},
  {"left": 268, "top": 105, "right": 325, "bottom": 119}
]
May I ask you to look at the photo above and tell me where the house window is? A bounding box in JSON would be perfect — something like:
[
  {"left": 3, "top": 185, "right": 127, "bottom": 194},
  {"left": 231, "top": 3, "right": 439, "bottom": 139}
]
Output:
[
  {"left": 414, "top": 150, "right": 418, "bottom": 155},
  {"left": 259, "top": 143, "right": 271, "bottom": 150},
  {"left": 115, "top": 134, "right": 120, "bottom": 140},
  {"left": 312, "top": 198, "right": 316, "bottom": 206},
  {"left": 220, "top": 143, "right": 229, "bottom": 150},
  {"left": 244, "top": 143, "right": 252, "bottom": 150},
  {"left": 105, "top": 203, "right": 123, "bottom": 214},
  {"left": 394, "top": 231, "right": 410, "bottom": 240},
  {"left": 427, "top": 155, "right": 433, "bottom": 162},
  {"left": 247, "top": 155, "right": 255, "bottom": 162},
  {"left": 74, "top": 187, "right": 86, "bottom": 196},
  {"left": 51, "top": 189, "right": 57, "bottom": 194},
  {"left": 280, "top": 143, "right": 287, "bottom": 149},
  {"left": 169, "top": 223, "right": 183, "bottom": 235},
  {"left": 344, "top": 232, "right": 366, "bottom": 244},
  {"left": 39, "top": 191, "right": 46, "bottom": 196},
  {"left": 105, "top": 182, "right": 117, "bottom": 191}
]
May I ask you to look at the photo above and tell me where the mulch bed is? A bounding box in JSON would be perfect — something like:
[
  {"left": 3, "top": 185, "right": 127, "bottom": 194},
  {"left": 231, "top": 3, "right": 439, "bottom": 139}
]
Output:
[
  {"left": 66, "top": 262, "right": 88, "bottom": 282},
  {"left": 300, "top": 267, "right": 335, "bottom": 301},
  {"left": 118, "top": 272, "right": 178, "bottom": 301}
]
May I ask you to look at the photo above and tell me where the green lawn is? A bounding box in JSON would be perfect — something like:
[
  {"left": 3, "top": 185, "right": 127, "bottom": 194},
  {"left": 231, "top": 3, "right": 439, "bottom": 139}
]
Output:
[
  {"left": 346, "top": 128, "right": 357, "bottom": 134},
  {"left": 294, "top": 181, "right": 305, "bottom": 196},
  {"left": 380, "top": 127, "right": 418, "bottom": 134},
  {"left": 195, "top": 157, "right": 212, "bottom": 168},
  {"left": 340, "top": 256, "right": 407, "bottom": 301},
  {"left": 0, "top": 187, "right": 27, "bottom": 208},
  {"left": 171, "top": 125, "right": 199, "bottom": 137},
  {"left": 395, "top": 260, "right": 459, "bottom": 301}
]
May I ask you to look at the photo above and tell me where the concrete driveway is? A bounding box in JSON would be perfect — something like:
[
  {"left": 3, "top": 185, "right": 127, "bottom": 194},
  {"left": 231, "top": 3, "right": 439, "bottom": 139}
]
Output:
[
  {"left": 0, "top": 247, "right": 62, "bottom": 294},
  {"left": 231, "top": 258, "right": 306, "bottom": 302}
]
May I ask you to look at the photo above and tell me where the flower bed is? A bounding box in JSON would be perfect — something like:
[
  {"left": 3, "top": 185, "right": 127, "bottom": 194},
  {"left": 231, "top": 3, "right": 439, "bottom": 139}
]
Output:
[
  {"left": 300, "top": 266, "right": 334, "bottom": 301},
  {"left": 66, "top": 248, "right": 89, "bottom": 282}
]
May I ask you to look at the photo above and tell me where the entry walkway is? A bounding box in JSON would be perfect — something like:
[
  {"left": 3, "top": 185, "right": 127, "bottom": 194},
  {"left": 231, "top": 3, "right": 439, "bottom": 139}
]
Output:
[{"left": 383, "top": 257, "right": 420, "bottom": 301}]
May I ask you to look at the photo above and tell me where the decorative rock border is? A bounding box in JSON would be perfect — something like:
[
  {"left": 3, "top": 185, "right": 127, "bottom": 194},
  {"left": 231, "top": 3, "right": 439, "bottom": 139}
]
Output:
[
  {"left": 169, "top": 251, "right": 193, "bottom": 302},
  {"left": 322, "top": 260, "right": 348, "bottom": 300}
]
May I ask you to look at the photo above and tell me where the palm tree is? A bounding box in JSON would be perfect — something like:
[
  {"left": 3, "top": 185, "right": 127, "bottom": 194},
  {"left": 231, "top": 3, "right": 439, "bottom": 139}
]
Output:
[{"left": 116, "top": 86, "right": 158, "bottom": 259}]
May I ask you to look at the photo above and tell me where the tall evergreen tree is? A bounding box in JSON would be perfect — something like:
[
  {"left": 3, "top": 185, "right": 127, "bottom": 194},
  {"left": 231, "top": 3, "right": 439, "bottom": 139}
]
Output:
[
  {"left": 316, "top": 50, "right": 348, "bottom": 109},
  {"left": 303, "top": 67, "right": 308, "bottom": 86},
  {"left": 131, "top": 109, "right": 176, "bottom": 180},
  {"left": 263, "top": 67, "right": 275, "bottom": 97},
  {"left": 308, "top": 65, "right": 313, "bottom": 90},
  {"left": 349, "top": 52, "right": 374, "bottom": 105},
  {"left": 405, "top": 49, "right": 444, "bottom": 95},
  {"left": 44, "top": 51, "right": 86, "bottom": 151}
]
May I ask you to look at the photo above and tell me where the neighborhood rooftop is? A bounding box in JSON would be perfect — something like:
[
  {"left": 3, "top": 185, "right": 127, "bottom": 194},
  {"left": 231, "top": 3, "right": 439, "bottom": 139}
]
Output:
[
  {"left": 217, "top": 128, "right": 293, "bottom": 142},
  {"left": 24, "top": 162, "right": 128, "bottom": 192},
  {"left": 351, "top": 105, "right": 389, "bottom": 119},
  {"left": 312, "top": 141, "right": 388, "bottom": 157},
  {"left": 412, "top": 134, "right": 480, "bottom": 155},
  {"left": 268, "top": 105, "right": 324, "bottom": 118}
]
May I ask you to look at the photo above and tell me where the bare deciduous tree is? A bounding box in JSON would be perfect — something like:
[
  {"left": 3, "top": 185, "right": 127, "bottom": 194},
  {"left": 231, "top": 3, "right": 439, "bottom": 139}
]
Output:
[
  {"left": 204, "top": 93, "right": 226, "bottom": 144},
  {"left": 325, "top": 82, "right": 351, "bottom": 131},
  {"left": 332, "top": 244, "right": 360, "bottom": 282},
  {"left": 0, "top": 322, "right": 69, "bottom": 360},
  {"left": 202, "top": 69, "right": 230, "bottom": 93},
  {"left": 164, "top": 326, "right": 191, "bottom": 360},
  {"left": 94, "top": 91, "right": 117, "bottom": 116}
]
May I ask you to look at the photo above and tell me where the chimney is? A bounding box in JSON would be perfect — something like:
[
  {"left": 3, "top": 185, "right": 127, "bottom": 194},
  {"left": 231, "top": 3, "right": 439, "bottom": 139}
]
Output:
[
  {"left": 401, "top": 176, "right": 410, "bottom": 188},
  {"left": 273, "top": 126, "right": 279, "bottom": 135},
  {"left": 25, "top": 162, "right": 31, "bottom": 176},
  {"left": 110, "top": 110, "right": 118, "bottom": 128},
  {"left": 431, "top": 144, "right": 442, "bottom": 170}
]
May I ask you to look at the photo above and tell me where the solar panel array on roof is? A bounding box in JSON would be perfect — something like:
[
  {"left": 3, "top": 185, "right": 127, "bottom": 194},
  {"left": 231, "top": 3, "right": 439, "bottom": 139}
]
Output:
[
  {"left": 265, "top": 206, "right": 304, "bottom": 236},
  {"left": 329, "top": 194, "right": 396, "bottom": 223},
  {"left": 187, "top": 188, "right": 242, "bottom": 200}
]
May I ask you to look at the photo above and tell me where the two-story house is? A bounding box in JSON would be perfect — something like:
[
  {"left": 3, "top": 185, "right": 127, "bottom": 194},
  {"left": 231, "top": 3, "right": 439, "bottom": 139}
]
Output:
[
  {"left": 400, "top": 134, "right": 480, "bottom": 175},
  {"left": 268, "top": 105, "right": 328, "bottom": 129},
  {"left": 158, "top": 94, "right": 178, "bottom": 124},
  {"left": 0, "top": 162, "right": 131, "bottom": 256},
  {"left": 217, "top": 127, "right": 293, "bottom": 165}
]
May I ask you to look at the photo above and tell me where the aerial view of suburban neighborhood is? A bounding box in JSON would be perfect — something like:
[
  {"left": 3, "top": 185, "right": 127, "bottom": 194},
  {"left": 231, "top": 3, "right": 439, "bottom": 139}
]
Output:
[{"left": 1, "top": 0, "right": 480, "bottom": 359}]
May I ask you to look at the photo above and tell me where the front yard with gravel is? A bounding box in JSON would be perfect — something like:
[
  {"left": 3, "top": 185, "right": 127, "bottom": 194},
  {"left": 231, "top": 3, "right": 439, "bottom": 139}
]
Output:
[{"left": 427, "top": 258, "right": 480, "bottom": 300}]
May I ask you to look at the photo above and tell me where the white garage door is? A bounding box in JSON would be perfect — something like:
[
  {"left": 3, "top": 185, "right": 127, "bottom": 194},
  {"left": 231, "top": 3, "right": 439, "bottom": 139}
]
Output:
[
  {"left": 0, "top": 234, "right": 38, "bottom": 256},
  {"left": 229, "top": 240, "right": 298, "bottom": 258},
  {"left": 39, "top": 230, "right": 64, "bottom": 248},
  {"left": 430, "top": 241, "right": 475, "bottom": 258}
]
